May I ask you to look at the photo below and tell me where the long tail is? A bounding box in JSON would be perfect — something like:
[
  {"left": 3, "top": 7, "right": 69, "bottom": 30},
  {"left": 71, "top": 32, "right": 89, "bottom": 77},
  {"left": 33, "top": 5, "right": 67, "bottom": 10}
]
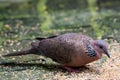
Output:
[{"left": 2, "top": 48, "right": 37, "bottom": 57}]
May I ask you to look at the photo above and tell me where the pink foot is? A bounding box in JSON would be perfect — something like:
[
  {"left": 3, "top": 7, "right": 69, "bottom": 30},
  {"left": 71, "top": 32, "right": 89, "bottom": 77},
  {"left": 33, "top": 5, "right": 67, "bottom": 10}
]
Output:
[{"left": 63, "top": 66, "right": 80, "bottom": 73}]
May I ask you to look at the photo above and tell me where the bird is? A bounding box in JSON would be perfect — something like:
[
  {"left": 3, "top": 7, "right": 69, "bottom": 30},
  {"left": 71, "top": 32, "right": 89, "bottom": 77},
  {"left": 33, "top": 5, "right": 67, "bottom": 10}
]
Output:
[{"left": 2, "top": 33, "right": 110, "bottom": 72}]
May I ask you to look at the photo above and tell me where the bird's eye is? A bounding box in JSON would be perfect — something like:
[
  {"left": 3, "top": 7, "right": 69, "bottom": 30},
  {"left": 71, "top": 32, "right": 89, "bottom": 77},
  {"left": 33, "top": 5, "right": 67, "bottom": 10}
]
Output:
[{"left": 99, "top": 46, "right": 103, "bottom": 48}]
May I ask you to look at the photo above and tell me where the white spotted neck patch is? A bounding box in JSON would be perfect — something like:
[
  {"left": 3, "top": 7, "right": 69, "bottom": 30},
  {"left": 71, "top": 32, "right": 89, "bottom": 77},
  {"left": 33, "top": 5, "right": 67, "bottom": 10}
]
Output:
[{"left": 86, "top": 43, "right": 97, "bottom": 57}]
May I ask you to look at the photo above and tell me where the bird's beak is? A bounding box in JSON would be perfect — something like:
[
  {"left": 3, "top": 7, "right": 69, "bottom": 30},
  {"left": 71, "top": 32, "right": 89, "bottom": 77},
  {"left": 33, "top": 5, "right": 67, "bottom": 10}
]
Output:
[{"left": 102, "top": 48, "right": 110, "bottom": 58}]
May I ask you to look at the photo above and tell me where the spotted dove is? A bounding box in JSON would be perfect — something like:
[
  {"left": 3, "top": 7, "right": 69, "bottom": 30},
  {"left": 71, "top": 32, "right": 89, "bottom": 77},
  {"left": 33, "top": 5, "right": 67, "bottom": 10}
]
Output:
[{"left": 3, "top": 33, "right": 110, "bottom": 71}]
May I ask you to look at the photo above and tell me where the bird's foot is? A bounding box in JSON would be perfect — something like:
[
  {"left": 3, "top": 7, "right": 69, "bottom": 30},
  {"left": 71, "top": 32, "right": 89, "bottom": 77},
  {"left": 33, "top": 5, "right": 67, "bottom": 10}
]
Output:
[{"left": 63, "top": 66, "right": 80, "bottom": 73}]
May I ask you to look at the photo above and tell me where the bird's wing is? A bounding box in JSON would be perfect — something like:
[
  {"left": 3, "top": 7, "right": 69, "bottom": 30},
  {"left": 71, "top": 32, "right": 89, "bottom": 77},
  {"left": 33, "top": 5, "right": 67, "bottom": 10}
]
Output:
[{"left": 38, "top": 37, "right": 74, "bottom": 64}]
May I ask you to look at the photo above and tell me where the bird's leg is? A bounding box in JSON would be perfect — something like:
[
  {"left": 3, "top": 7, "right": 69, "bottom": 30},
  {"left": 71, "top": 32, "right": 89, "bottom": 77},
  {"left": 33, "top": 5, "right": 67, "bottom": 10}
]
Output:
[{"left": 62, "top": 66, "right": 80, "bottom": 73}]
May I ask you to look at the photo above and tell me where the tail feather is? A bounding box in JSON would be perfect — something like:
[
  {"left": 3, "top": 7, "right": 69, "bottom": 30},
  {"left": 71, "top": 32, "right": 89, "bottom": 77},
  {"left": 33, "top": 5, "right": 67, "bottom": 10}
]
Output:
[
  {"left": 36, "top": 35, "right": 58, "bottom": 41},
  {"left": 2, "top": 48, "right": 36, "bottom": 57}
]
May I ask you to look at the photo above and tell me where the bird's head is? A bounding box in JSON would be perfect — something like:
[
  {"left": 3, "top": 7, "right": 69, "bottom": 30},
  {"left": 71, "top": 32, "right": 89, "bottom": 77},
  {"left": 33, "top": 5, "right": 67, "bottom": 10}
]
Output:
[{"left": 94, "top": 40, "right": 110, "bottom": 58}]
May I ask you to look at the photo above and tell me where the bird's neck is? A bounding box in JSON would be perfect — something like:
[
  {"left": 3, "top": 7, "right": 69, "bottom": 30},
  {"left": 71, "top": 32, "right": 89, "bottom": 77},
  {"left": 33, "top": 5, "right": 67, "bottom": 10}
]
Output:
[{"left": 90, "top": 41, "right": 103, "bottom": 59}]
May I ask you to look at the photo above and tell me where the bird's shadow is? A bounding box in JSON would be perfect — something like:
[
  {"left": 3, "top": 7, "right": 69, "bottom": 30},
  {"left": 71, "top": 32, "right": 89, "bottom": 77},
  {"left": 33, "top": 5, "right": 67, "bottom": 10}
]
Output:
[{"left": 0, "top": 61, "right": 91, "bottom": 73}]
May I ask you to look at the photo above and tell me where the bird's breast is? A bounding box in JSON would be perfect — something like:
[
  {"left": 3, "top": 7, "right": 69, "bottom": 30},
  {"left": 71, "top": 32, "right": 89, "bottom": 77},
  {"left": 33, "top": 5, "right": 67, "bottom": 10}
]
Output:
[{"left": 66, "top": 52, "right": 101, "bottom": 67}]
